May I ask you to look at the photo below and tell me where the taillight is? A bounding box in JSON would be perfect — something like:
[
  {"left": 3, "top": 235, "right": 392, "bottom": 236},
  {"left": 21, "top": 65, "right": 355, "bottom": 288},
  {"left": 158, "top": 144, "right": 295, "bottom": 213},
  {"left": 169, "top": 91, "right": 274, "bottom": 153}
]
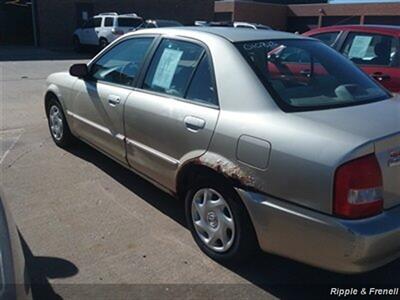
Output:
[{"left": 334, "top": 154, "right": 383, "bottom": 219}]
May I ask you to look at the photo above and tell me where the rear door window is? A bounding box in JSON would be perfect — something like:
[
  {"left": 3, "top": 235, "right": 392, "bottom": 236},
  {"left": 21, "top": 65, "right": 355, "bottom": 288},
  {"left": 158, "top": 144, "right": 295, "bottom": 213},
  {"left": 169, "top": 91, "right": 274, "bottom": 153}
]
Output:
[
  {"left": 186, "top": 55, "right": 217, "bottom": 105},
  {"left": 104, "top": 17, "right": 114, "bottom": 27},
  {"left": 143, "top": 39, "right": 204, "bottom": 98},
  {"left": 341, "top": 32, "right": 400, "bottom": 66},
  {"left": 311, "top": 32, "right": 340, "bottom": 47}
]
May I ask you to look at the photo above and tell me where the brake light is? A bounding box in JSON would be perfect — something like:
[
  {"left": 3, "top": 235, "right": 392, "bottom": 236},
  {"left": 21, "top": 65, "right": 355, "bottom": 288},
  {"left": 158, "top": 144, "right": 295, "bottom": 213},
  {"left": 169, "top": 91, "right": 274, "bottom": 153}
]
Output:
[{"left": 334, "top": 154, "right": 383, "bottom": 219}]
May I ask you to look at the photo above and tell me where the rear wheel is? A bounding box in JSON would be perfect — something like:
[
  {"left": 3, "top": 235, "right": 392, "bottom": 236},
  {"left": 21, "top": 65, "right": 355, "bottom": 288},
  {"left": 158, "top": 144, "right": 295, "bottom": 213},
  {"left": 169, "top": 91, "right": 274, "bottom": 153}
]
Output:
[
  {"left": 46, "top": 97, "right": 76, "bottom": 148},
  {"left": 185, "top": 176, "right": 258, "bottom": 263}
]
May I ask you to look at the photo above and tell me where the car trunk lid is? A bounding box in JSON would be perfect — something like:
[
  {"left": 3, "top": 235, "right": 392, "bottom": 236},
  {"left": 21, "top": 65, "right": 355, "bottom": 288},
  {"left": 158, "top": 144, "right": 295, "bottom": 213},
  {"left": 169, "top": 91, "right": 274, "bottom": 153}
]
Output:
[
  {"left": 296, "top": 97, "right": 400, "bottom": 209},
  {"left": 375, "top": 133, "right": 400, "bottom": 209}
]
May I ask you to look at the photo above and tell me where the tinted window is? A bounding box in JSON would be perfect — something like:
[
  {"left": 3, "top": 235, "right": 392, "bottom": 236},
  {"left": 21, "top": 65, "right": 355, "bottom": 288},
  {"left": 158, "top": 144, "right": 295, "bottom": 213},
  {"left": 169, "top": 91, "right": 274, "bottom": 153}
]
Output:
[
  {"left": 117, "top": 17, "right": 143, "bottom": 28},
  {"left": 104, "top": 17, "right": 114, "bottom": 27},
  {"left": 93, "top": 17, "right": 102, "bottom": 28},
  {"left": 91, "top": 37, "right": 154, "bottom": 86},
  {"left": 143, "top": 39, "right": 204, "bottom": 98},
  {"left": 312, "top": 32, "right": 339, "bottom": 47},
  {"left": 341, "top": 33, "right": 400, "bottom": 66},
  {"left": 236, "top": 39, "right": 389, "bottom": 111},
  {"left": 186, "top": 55, "right": 217, "bottom": 105}
]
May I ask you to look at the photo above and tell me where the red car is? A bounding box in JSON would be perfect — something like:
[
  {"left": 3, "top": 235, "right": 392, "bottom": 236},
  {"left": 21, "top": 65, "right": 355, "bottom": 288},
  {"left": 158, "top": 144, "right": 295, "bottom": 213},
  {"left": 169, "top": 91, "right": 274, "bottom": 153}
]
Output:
[{"left": 304, "top": 25, "right": 400, "bottom": 93}]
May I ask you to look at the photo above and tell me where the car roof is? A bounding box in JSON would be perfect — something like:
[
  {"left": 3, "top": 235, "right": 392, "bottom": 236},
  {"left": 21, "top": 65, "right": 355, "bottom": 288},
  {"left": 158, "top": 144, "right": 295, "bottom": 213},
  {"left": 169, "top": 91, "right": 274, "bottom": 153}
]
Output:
[
  {"left": 130, "top": 26, "right": 307, "bottom": 42},
  {"left": 306, "top": 24, "right": 400, "bottom": 36}
]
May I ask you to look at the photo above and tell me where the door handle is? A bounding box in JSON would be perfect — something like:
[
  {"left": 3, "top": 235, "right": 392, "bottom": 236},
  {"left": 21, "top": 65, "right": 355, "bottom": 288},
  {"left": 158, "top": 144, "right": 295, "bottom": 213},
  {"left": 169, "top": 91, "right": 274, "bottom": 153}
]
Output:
[
  {"left": 372, "top": 72, "right": 391, "bottom": 82},
  {"left": 184, "top": 116, "right": 205, "bottom": 132},
  {"left": 108, "top": 95, "right": 121, "bottom": 106}
]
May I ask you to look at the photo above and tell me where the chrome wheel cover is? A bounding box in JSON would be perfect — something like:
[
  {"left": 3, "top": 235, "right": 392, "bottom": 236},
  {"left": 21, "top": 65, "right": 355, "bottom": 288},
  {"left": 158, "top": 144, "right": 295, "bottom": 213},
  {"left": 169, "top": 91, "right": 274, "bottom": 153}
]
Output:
[
  {"left": 191, "top": 188, "right": 235, "bottom": 252},
  {"left": 49, "top": 105, "right": 64, "bottom": 141}
]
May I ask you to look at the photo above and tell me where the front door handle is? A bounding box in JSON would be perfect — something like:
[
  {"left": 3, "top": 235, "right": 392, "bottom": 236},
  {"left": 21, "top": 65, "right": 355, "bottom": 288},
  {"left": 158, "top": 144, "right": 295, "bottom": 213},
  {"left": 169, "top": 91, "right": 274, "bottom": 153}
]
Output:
[
  {"left": 184, "top": 116, "right": 205, "bottom": 132},
  {"left": 372, "top": 72, "right": 391, "bottom": 82},
  {"left": 108, "top": 95, "right": 121, "bottom": 106}
]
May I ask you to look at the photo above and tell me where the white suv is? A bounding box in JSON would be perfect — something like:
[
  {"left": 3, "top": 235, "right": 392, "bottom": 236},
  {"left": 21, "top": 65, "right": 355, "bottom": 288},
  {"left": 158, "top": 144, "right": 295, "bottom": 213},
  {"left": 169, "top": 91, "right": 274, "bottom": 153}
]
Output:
[{"left": 73, "top": 12, "right": 143, "bottom": 51}]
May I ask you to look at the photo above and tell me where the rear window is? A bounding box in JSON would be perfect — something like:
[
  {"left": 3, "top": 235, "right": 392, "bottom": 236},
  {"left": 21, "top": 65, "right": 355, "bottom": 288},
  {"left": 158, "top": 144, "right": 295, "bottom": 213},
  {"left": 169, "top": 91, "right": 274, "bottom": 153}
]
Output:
[
  {"left": 236, "top": 39, "right": 390, "bottom": 112},
  {"left": 117, "top": 17, "right": 143, "bottom": 28}
]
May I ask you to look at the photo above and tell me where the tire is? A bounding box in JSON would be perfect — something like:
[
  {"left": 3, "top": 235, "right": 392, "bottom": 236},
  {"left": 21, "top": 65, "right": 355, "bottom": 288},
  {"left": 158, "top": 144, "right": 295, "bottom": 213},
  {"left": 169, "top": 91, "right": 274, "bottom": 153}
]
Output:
[
  {"left": 99, "top": 38, "right": 108, "bottom": 50},
  {"left": 185, "top": 176, "right": 258, "bottom": 263},
  {"left": 73, "top": 36, "right": 82, "bottom": 53},
  {"left": 46, "top": 97, "right": 76, "bottom": 148}
]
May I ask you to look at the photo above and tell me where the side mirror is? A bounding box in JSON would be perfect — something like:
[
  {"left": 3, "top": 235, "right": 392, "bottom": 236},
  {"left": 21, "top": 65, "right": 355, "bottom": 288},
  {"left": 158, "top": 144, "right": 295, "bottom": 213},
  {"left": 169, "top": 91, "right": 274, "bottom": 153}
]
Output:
[{"left": 69, "top": 64, "right": 88, "bottom": 78}]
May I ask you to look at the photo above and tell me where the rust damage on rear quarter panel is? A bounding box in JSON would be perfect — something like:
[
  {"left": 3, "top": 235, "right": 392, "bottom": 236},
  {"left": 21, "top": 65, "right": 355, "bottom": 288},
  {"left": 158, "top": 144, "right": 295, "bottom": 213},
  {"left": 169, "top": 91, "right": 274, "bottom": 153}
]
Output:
[{"left": 195, "top": 153, "right": 258, "bottom": 189}]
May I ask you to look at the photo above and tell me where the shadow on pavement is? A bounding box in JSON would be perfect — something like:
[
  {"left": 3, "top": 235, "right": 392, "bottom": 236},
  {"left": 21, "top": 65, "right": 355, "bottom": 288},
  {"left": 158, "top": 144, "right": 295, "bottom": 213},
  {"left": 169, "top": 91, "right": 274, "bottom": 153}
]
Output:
[
  {"left": 0, "top": 46, "right": 94, "bottom": 62},
  {"left": 66, "top": 142, "right": 400, "bottom": 299},
  {"left": 18, "top": 231, "right": 79, "bottom": 300}
]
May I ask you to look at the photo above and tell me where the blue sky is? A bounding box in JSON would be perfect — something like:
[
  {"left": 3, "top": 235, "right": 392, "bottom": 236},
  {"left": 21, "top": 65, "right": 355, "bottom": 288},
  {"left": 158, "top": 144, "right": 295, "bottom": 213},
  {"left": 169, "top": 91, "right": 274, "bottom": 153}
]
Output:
[{"left": 330, "top": 0, "right": 400, "bottom": 3}]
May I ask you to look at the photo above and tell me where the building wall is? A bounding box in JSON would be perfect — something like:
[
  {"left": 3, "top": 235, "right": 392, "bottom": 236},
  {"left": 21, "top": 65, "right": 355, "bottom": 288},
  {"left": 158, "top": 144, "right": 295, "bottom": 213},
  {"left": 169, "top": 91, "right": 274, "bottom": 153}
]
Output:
[
  {"left": 96, "top": 0, "right": 214, "bottom": 25},
  {"left": 214, "top": 0, "right": 287, "bottom": 30},
  {"left": 215, "top": 0, "right": 400, "bottom": 33},
  {"left": 247, "top": 0, "right": 326, "bottom": 3},
  {"left": 35, "top": 0, "right": 82, "bottom": 48},
  {"left": 233, "top": 2, "right": 287, "bottom": 30},
  {"left": 35, "top": 0, "right": 214, "bottom": 48}
]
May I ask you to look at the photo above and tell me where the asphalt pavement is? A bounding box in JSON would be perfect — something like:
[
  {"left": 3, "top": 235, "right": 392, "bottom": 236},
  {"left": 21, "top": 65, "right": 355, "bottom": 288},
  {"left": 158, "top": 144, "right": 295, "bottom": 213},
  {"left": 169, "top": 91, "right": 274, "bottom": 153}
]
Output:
[{"left": 1, "top": 47, "right": 399, "bottom": 300}]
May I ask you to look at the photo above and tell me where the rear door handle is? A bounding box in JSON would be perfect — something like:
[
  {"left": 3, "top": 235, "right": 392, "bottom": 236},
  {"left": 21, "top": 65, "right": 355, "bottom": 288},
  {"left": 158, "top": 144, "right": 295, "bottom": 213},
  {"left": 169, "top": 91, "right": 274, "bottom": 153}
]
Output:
[
  {"left": 184, "top": 116, "right": 205, "bottom": 132},
  {"left": 108, "top": 95, "right": 121, "bottom": 106}
]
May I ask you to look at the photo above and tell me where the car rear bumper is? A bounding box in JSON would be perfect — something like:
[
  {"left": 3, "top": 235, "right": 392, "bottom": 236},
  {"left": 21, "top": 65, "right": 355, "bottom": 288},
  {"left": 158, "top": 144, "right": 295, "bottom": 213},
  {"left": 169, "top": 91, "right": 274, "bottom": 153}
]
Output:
[{"left": 236, "top": 188, "right": 400, "bottom": 274}]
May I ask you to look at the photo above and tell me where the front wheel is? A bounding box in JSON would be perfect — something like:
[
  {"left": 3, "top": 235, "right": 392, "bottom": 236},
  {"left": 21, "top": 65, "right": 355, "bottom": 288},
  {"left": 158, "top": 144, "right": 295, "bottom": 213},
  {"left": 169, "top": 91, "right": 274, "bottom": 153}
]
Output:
[
  {"left": 185, "top": 177, "right": 258, "bottom": 263},
  {"left": 46, "top": 98, "right": 76, "bottom": 148}
]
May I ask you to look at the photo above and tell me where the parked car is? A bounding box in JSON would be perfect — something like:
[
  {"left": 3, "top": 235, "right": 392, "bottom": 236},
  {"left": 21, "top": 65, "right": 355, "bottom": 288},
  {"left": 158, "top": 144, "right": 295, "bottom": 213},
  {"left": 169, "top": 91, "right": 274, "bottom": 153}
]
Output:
[
  {"left": 138, "top": 19, "right": 183, "bottom": 29},
  {"left": 195, "top": 21, "right": 272, "bottom": 30},
  {"left": 0, "top": 190, "right": 32, "bottom": 300},
  {"left": 303, "top": 25, "right": 400, "bottom": 93},
  {"left": 45, "top": 27, "right": 400, "bottom": 273},
  {"left": 73, "top": 12, "right": 143, "bottom": 51}
]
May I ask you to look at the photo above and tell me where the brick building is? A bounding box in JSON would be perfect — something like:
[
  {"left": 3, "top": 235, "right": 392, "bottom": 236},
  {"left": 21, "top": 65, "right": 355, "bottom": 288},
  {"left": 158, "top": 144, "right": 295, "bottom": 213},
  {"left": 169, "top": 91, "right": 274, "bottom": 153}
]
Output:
[
  {"left": 215, "top": 0, "right": 400, "bottom": 32},
  {"left": 1, "top": 0, "right": 214, "bottom": 47}
]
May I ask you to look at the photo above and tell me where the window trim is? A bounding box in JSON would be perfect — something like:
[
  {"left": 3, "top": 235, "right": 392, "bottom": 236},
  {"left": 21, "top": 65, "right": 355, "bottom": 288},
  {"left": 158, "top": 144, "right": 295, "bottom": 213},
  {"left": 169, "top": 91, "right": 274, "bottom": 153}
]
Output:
[
  {"left": 136, "top": 35, "right": 220, "bottom": 109},
  {"left": 85, "top": 34, "right": 160, "bottom": 89},
  {"left": 339, "top": 31, "right": 400, "bottom": 68}
]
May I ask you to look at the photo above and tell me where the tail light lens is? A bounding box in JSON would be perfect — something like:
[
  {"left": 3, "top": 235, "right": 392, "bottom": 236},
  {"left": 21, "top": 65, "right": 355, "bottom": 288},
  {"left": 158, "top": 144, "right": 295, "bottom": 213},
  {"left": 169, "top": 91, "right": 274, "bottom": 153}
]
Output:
[{"left": 334, "top": 154, "right": 383, "bottom": 219}]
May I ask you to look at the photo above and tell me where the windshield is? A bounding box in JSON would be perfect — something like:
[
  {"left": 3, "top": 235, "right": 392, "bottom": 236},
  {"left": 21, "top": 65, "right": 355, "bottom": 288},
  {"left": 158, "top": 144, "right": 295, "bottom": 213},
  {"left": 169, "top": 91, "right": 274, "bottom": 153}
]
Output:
[
  {"left": 236, "top": 39, "right": 390, "bottom": 111},
  {"left": 117, "top": 17, "right": 143, "bottom": 28}
]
